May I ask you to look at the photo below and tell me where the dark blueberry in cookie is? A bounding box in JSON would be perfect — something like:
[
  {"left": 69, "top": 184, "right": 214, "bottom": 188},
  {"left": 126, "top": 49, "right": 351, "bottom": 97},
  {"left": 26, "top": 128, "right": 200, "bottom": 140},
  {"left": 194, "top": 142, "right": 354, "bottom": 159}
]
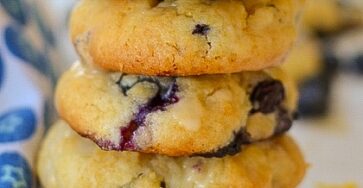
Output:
[
  {"left": 192, "top": 24, "right": 210, "bottom": 36},
  {"left": 84, "top": 131, "right": 136, "bottom": 151},
  {"left": 116, "top": 75, "right": 179, "bottom": 97},
  {"left": 196, "top": 129, "right": 251, "bottom": 158},
  {"left": 250, "top": 80, "right": 285, "bottom": 113},
  {"left": 92, "top": 138, "right": 118, "bottom": 151},
  {"left": 160, "top": 181, "right": 166, "bottom": 188},
  {"left": 274, "top": 108, "right": 293, "bottom": 135},
  {"left": 119, "top": 121, "right": 138, "bottom": 150},
  {"left": 116, "top": 74, "right": 132, "bottom": 96},
  {"left": 129, "top": 81, "right": 178, "bottom": 125},
  {"left": 116, "top": 75, "right": 163, "bottom": 96},
  {"left": 135, "top": 80, "right": 179, "bottom": 124},
  {"left": 116, "top": 78, "right": 179, "bottom": 150}
]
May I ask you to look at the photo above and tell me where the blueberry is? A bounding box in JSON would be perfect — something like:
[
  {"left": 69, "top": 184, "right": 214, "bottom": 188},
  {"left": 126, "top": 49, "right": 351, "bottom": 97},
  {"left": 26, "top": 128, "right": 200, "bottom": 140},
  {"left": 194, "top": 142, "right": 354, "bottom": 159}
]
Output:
[
  {"left": 111, "top": 76, "right": 179, "bottom": 150},
  {"left": 192, "top": 24, "right": 210, "bottom": 36},
  {"left": 160, "top": 181, "right": 166, "bottom": 188},
  {"left": 119, "top": 121, "right": 138, "bottom": 150},
  {"left": 93, "top": 139, "right": 116, "bottom": 151},
  {"left": 196, "top": 129, "right": 251, "bottom": 158},
  {"left": 197, "top": 107, "right": 294, "bottom": 158},
  {"left": 116, "top": 75, "right": 173, "bottom": 97},
  {"left": 250, "top": 80, "right": 285, "bottom": 113},
  {"left": 274, "top": 108, "right": 292, "bottom": 135},
  {"left": 196, "top": 79, "right": 294, "bottom": 158}
]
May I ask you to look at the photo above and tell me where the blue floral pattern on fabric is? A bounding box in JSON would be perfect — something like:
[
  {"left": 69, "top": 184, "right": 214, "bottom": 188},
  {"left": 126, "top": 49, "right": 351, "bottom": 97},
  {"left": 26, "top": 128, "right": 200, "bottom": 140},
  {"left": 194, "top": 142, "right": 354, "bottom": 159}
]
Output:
[
  {"left": 0, "top": 2, "right": 60, "bottom": 187},
  {"left": 4, "top": 25, "right": 56, "bottom": 84},
  {"left": 5, "top": 25, "right": 46, "bottom": 74},
  {"left": 32, "top": 6, "right": 55, "bottom": 47},
  {"left": 0, "top": 152, "right": 32, "bottom": 188},
  {"left": 0, "top": 0, "right": 27, "bottom": 25},
  {"left": 0, "top": 52, "right": 3, "bottom": 90},
  {"left": 0, "top": 108, "right": 36, "bottom": 143}
]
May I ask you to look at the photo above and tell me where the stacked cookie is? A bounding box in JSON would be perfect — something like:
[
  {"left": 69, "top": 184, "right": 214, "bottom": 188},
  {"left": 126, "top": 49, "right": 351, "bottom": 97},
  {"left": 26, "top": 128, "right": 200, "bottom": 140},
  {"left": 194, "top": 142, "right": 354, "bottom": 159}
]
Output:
[{"left": 37, "top": 0, "right": 306, "bottom": 187}]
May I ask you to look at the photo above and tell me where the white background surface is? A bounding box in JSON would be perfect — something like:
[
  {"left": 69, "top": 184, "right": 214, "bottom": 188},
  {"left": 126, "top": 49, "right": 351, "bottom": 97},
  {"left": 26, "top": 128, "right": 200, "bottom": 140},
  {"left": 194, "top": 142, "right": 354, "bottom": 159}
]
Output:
[{"left": 291, "top": 72, "right": 363, "bottom": 187}]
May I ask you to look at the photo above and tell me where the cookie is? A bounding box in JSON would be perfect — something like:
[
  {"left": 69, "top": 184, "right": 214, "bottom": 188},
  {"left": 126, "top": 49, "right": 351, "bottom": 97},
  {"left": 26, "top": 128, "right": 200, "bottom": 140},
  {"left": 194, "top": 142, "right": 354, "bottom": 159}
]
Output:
[
  {"left": 37, "top": 120, "right": 306, "bottom": 188},
  {"left": 282, "top": 37, "right": 337, "bottom": 116},
  {"left": 302, "top": 0, "right": 342, "bottom": 34},
  {"left": 55, "top": 62, "right": 298, "bottom": 156},
  {"left": 282, "top": 37, "right": 322, "bottom": 83},
  {"left": 302, "top": 0, "right": 363, "bottom": 36},
  {"left": 70, "top": 0, "right": 302, "bottom": 76}
]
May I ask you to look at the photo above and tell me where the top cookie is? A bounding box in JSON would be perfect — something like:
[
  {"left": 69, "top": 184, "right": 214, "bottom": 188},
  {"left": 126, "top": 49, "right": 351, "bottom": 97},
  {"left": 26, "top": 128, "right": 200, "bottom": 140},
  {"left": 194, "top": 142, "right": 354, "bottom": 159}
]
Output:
[{"left": 70, "top": 0, "right": 302, "bottom": 76}]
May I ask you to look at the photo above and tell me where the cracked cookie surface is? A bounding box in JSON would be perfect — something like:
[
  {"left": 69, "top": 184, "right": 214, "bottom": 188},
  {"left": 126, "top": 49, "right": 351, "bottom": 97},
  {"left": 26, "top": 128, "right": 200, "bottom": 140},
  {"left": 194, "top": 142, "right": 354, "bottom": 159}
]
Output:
[
  {"left": 37, "top": 121, "right": 306, "bottom": 188},
  {"left": 55, "top": 62, "right": 298, "bottom": 156},
  {"left": 71, "top": 0, "right": 302, "bottom": 76}
]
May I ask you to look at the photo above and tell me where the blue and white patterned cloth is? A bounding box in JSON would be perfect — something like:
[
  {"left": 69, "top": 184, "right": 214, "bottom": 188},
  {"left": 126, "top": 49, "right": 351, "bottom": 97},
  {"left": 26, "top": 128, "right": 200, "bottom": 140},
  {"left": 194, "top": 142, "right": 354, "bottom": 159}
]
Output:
[{"left": 0, "top": 1, "right": 61, "bottom": 187}]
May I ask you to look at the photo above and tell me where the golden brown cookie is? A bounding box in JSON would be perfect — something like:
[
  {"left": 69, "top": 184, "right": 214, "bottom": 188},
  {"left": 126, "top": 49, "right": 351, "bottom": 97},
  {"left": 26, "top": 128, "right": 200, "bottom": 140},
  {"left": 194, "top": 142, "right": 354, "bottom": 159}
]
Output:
[
  {"left": 282, "top": 37, "right": 322, "bottom": 83},
  {"left": 55, "top": 62, "right": 298, "bottom": 156},
  {"left": 37, "top": 120, "right": 306, "bottom": 188},
  {"left": 70, "top": 0, "right": 302, "bottom": 76}
]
